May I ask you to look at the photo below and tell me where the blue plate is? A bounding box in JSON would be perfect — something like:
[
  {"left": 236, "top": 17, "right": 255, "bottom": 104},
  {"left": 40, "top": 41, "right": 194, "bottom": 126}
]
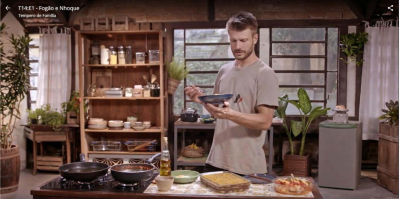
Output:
[
  {"left": 243, "top": 174, "right": 275, "bottom": 184},
  {"left": 198, "top": 94, "right": 233, "bottom": 105}
]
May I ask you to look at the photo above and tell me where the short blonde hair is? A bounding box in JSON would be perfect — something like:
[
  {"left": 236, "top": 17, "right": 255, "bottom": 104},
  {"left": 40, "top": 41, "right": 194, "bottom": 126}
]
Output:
[{"left": 226, "top": 12, "right": 258, "bottom": 35}]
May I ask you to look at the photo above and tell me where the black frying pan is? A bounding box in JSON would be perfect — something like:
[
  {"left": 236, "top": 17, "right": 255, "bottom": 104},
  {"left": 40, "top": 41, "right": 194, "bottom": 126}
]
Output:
[
  {"left": 59, "top": 154, "right": 109, "bottom": 182},
  {"left": 111, "top": 153, "right": 161, "bottom": 184}
]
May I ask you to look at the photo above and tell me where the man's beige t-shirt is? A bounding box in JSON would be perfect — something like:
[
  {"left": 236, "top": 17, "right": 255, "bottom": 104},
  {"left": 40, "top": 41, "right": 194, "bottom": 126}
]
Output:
[{"left": 206, "top": 59, "right": 279, "bottom": 175}]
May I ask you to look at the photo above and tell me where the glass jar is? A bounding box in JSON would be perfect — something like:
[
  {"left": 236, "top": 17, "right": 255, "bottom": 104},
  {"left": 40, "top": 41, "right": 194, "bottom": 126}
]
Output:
[
  {"left": 109, "top": 46, "right": 117, "bottom": 64},
  {"left": 150, "top": 85, "right": 160, "bottom": 97},
  {"left": 91, "top": 40, "right": 100, "bottom": 56},
  {"left": 125, "top": 46, "right": 133, "bottom": 64},
  {"left": 87, "top": 84, "right": 97, "bottom": 97},
  {"left": 143, "top": 85, "right": 151, "bottom": 97},
  {"left": 118, "top": 46, "right": 125, "bottom": 64},
  {"left": 148, "top": 50, "right": 160, "bottom": 64},
  {"left": 125, "top": 87, "right": 133, "bottom": 97},
  {"left": 135, "top": 52, "right": 145, "bottom": 64},
  {"left": 160, "top": 150, "right": 171, "bottom": 176},
  {"left": 133, "top": 85, "right": 143, "bottom": 97}
]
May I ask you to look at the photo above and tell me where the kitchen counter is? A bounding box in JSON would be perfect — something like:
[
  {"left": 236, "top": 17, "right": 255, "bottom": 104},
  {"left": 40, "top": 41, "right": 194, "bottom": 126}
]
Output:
[{"left": 31, "top": 176, "right": 323, "bottom": 199}]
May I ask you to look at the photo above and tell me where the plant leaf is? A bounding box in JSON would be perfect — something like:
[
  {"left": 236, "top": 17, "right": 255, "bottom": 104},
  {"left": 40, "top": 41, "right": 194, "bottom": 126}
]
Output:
[
  {"left": 308, "top": 107, "right": 330, "bottom": 123},
  {"left": 291, "top": 120, "right": 303, "bottom": 137},
  {"left": 297, "top": 88, "right": 312, "bottom": 114}
]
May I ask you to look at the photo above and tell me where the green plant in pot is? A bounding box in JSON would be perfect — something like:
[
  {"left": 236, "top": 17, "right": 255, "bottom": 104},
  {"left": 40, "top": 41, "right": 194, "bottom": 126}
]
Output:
[
  {"left": 278, "top": 88, "right": 330, "bottom": 176},
  {"left": 379, "top": 100, "right": 399, "bottom": 126},
  {"left": 0, "top": 23, "right": 31, "bottom": 193},
  {"left": 27, "top": 109, "right": 38, "bottom": 124},
  {"left": 340, "top": 32, "right": 368, "bottom": 66},
  {"left": 62, "top": 91, "right": 86, "bottom": 124},
  {"left": 167, "top": 57, "right": 189, "bottom": 95},
  {"left": 40, "top": 104, "right": 66, "bottom": 131}
]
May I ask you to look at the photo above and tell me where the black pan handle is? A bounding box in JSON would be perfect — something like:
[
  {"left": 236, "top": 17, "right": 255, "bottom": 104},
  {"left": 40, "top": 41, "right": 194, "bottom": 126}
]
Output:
[
  {"left": 80, "top": 154, "right": 86, "bottom": 162},
  {"left": 146, "top": 152, "right": 161, "bottom": 164}
]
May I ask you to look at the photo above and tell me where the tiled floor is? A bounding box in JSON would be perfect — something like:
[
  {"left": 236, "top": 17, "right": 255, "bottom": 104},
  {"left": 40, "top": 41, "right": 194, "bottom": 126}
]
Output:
[{"left": 1, "top": 169, "right": 398, "bottom": 199}]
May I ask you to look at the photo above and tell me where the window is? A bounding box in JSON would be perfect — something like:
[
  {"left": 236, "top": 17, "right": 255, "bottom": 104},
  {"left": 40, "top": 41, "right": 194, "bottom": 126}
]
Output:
[
  {"left": 173, "top": 29, "right": 233, "bottom": 115},
  {"left": 28, "top": 34, "right": 40, "bottom": 110},
  {"left": 173, "top": 27, "right": 339, "bottom": 115},
  {"left": 260, "top": 28, "right": 338, "bottom": 115}
]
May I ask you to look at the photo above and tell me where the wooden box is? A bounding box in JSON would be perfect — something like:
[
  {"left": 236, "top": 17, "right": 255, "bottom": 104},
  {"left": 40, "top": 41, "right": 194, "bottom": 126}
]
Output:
[
  {"left": 112, "top": 16, "right": 129, "bottom": 31},
  {"left": 95, "top": 17, "right": 111, "bottom": 31},
  {"left": 37, "top": 156, "right": 63, "bottom": 171},
  {"left": 129, "top": 20, "right": 140, "bottom": 30},
  {"left": 151, "top": 22, "right": 163, "bottom": 30},
  {"left": 140, "top": 22, "right": 150, "bottom": 30},
  {"left": 283, "top": 153, "right": 311, "bottom": 177},
  {"left": 377, "top": 123, "right": 399, "bottom": 194},
  {"left": 80, "top": 18, "right": 95, "bottom": 31},
  {"left": 67, "top": 111, "right": 80, "bottom": 124}
]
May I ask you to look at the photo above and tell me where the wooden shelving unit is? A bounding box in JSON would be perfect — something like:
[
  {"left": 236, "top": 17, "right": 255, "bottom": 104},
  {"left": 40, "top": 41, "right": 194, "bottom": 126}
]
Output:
[{"left": 78, "top": 30, "right": 166, "bottom": 163}]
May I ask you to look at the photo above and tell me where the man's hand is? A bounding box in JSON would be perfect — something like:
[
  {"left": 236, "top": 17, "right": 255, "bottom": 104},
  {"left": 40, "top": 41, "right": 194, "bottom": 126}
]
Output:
[
  {"left": 184, "top": 85, "right": 204, "bottom": 103},
  {"left": 204, "top": 101, "right": 235, "bottom": 119}
]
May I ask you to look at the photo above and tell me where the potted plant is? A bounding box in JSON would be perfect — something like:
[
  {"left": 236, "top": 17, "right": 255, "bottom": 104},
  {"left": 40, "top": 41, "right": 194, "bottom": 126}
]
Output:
[
  {"left": 340, "top": 32, "right": 368, "bottom": 66},
  {"left": 62, "top": 91, "right": 85, "bottom": 124},
  {"left": 166, "top": 57, "right": 189, "bottom": 95},
  {"left": 27, "top": 109, "right": 38, "bottom": 124},
  {"left": 377, "top": 100, "right": 399, "bottom": 194},
  {"left": 0, "top": 23, "right": 31, "bottom": 194},
  {"left": 278, "top": 89, "right": 330, "bottom": 176},
  {"left": 41, "top": 104, "right": 66, "bottom": 131}
]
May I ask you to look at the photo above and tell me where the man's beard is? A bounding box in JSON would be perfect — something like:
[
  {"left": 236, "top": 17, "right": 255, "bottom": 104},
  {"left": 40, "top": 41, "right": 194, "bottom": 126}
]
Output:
[{"left": 233, "top": 46, "right": 253, "bottom": 60}]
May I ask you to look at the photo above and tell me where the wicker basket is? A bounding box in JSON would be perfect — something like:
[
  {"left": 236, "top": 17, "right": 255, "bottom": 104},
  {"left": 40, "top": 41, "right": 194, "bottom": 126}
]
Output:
[{"left": 182, "top": 147, "right": 205, "bottom": 158}]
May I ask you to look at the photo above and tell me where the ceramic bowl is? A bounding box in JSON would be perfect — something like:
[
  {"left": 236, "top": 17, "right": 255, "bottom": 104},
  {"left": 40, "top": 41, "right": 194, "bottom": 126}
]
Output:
[
  {"left": 133, "top": 126, "right": 145, "bottom": 131},
  {"left": 155, "top": 176, "right": 174, "bottom": 192},
  {"left": 108, "top": 120, "right": 123, "bottom": 127},
  {"left": 89, "top": 120, "right": 107, "bottom": 125},
  {"left": 135, "top": 122, "right": 143, "bottom": 127},
  {"left": 144, "top": 124, "right": 151, "bottom": 129},
  {"left": 88, "top": 124, "right": 107, "bottom": 130},
  {"left": 171, "top": 170, "right": 199, "bottom": 184},
  {"left": 143, "top": 121, "right": 151, "bottom": 125},
  {"left": 198, "top": 94, "right": 234, "bottom": 105},
  {"left": 89, "top": 118, "right": 104, "bottom": 122}
]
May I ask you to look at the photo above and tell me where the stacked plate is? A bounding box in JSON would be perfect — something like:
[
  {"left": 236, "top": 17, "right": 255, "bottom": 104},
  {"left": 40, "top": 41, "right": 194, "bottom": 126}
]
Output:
[
  {"left": 108, "top": 120, "right": 123, "bottom": 128},
  {"left": 88, "top": 118, "right": 107, "bottom": 130}
]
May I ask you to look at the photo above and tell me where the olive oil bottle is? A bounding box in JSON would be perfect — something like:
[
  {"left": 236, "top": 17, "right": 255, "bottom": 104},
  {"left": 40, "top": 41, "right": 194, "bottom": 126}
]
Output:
[{"left": 160, "top": 150, "right": 171, "bottom": 176}]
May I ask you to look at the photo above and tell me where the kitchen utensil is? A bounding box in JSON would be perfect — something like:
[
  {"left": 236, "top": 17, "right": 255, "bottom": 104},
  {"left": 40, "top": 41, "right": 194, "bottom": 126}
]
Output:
[
  {"left": 110, "top": 153, "right": 161, "bottom": 184},
  {"left": 124, "top": 122, "right": 131, "bottom": 129},
  {"left": 151, "top": 74, "right": 157, "bottom": 83},
  {"left": 155, "top": 176, "right": 174, "bottom": 191},
  {"left": 200, "top": 171, "right": 251, "bottom": 193},
  {"left": 180, "top": 108, "right": 199, "bottom": 122},
  {"left": 133, "top": 126, "right": 145, "bottom": 131},
  {"left": 247, "top": 174, "right": 273, "bottom": 183},
  {"left": 125, "top": 140, "right": 157, "bottom": 152},
  {"left": 234, "top": 94, "right": 241, "bottom": 103},
  {"left": 171, "top": 170, "right": 199, "bottom": 184},
  {"left": 59, "top": 154, "right": 109, "bottom": 182},
  {"left": 198, "top": 94, "right": 234, "bottom": 105},
  {"left": 131, "top": 139, "right": 156, "bottom": 151},
  {"left": 143, "top": 74, "right": 148, "bottom": 83},
  {"left": 91, "top": 141, "right": 121, "bottom": 151}
]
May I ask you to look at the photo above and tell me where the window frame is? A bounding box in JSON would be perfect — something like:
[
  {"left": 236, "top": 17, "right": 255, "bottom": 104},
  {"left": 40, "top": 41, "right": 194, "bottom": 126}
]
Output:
[
  {"left": 168, "top": 21, "right": 352, "bottom": 117},
  {"left": 28, "top": 34, "right": 40, "bottom": 110}
]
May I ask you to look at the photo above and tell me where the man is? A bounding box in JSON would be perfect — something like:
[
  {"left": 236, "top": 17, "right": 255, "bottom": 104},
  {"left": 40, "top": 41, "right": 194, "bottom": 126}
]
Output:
[{"left": 184, "top": 12, "right": 279, "bottom": 175}]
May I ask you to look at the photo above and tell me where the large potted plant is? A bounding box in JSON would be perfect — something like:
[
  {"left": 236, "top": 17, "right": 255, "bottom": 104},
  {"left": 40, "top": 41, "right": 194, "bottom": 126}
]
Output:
[
  {"left": 377, "top": 100, "right": 399, "bottom": 194},
  {"left": 0, "top": 24, "right": 31, "bottom": 194},
  {"left": 166, "top": 57, "right": 189, "bottom": 95},
  {"left": 278, "top": 89, "right": 330, "bottom": 176},
  {"left": 29, "top": 104, "right": 66, "bottom": 131}
]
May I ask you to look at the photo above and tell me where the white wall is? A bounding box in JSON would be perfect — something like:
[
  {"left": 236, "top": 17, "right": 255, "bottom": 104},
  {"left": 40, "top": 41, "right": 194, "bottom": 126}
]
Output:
[{"left": 1, "top": 12, "right": 28, "bottom": 170}]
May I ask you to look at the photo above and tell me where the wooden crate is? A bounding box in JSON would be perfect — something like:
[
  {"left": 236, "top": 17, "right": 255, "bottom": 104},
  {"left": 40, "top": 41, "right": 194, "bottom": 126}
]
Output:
[
  {"left": 67, "top": 111, "right": 80, "bottom": 124},
  {"left": 80, "top": 18, "right": 95, "bottom": 31},
  {"left": 129, "top": 21, "right": 140, "bottom": 30},
  {"left": 283, "top": 153, "right": 311, "bottom": 177},
  {"left": 140, "top": 22, "right": 150, "bottom": 30},
  {"left": 377, "top": 123, "right": 399, "bottom": 194},
  {"left": 151, "top": 22, "right": 163, "bottom": 30},
  {"left": 95, "top": 17, "right": 111, "bottom": 31},
  {"left": 112, "top": 16, "right": 129, "bottom": 31},
  {"left": 37, "top": 156, "right": 63, "bottom": 168}
]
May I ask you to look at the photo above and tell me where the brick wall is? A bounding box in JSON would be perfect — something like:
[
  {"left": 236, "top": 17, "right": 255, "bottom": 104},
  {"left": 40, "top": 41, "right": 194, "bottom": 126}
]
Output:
[{"left": 74, "top": 0, "right": 356, "bottom": 25}]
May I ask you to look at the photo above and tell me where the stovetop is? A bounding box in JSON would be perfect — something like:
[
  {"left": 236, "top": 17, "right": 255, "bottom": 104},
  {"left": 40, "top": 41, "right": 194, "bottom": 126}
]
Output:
[{"left": 40, "top": 173, "right": 157, "bottom": 193}]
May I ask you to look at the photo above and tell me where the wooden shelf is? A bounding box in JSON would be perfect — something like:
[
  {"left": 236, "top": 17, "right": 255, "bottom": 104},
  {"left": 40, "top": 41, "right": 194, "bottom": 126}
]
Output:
[
  {"left": 85, "top": 129, "right": 163, "bottom": 133},
  {"left": 83, "top": 64, "right": 161, "bottom": 67},
  {"left": 80, "top": 30, "right": 161, "bottom": 35},
  {"left": 87, "top": 151, "right": 159, "bottom": 155},
  {"left": 84, "top": 96, "right": 167, "bottom": 100}
]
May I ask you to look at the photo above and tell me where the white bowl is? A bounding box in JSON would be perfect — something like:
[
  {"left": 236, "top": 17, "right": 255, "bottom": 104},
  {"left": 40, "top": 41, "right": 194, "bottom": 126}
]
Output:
[
  {"left": 88, "top": 124, "right": 107, "bottom": 130},
  {"left": 89, "top": 120, "right": 107, "bottom": 125},
  {"left": 143, "top": 121, "right": 151, "bottom": 125},
  {"left": 133, "top": 126, "right": 145, "bottom": 131},
  {"left": 144, "top": 124, "right": 151, "bottom": 129},
  {"left": 108, "top": 120, "right": 123, "bottom": 125},
  {"left": 155, "top": 176, "right": 174, "bottom": 192},
  {"left": 89, "top": 118, "right": 104, "bottom": 122}
]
